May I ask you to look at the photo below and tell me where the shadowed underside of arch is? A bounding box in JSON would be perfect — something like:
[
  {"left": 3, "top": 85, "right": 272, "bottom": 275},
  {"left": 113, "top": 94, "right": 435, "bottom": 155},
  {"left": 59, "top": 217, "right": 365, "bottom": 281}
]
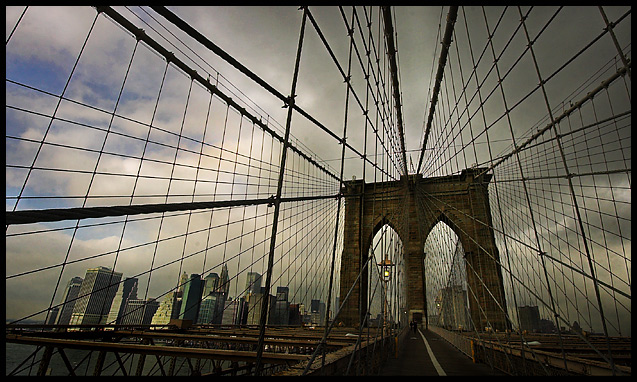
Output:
[{"left": 338, "top": 168, "right": 510, "bottom": 331}]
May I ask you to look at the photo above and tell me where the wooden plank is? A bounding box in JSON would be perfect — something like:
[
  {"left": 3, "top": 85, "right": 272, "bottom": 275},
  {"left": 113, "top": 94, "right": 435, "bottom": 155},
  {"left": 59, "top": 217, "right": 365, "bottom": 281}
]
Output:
[
  {"left": 6, "top": 334, "right": 308, "bottom": 365},
  {"left": 109, "top": 329, "right": 353, "bottom": 349}
]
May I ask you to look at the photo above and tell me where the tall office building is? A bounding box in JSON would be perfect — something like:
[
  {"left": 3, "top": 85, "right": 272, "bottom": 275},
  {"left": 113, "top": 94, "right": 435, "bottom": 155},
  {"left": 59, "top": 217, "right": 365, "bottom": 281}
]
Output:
[
  {"left": 276, "top": 286, "right": 289, "bottom": 302},
  {"left": 519, "top": 305, "right": 541, "bottom": 333},
  {"left": 150, "top": 272, "right": 189, "bottom": 325},
  {"left": 273, "top": 287, "right": 290, "bottom": 326},
  {"left": 46, "top": 307, "right": 59, "bottom": 325},
  {"left": 245, "top": 272, "right": 262, "bottom": 296},
  {"left": 221, "top": 298, "right": 247, "bottom": 325},
  {"left": 202, "top": 273, "right": 219, "bottom": 297},
  {"left": 179, "top": 274, "right": 204, "bottom": 322},
  {"left": 178, "top": 271, "right": 189, "bottom": 293},
  {"left": 120, "top": 298, "right": 159, "bottom": 326},
  {"left": 218, "top": 264, "right": 230, "bottom": 297},
  {"left": 70, "top": 266, "right": 123, "bottom": 326},
  {"left": 245, "top": 288, "right": 275, "bottom": 325},
  {"left": 151, "top": 291, "right": 181, "bottom": 325},
  {"left": 436, "top": 285, "right": 471, "bottom": 331},
  {"left": 56, "top": 276, "right": 83, "bottom": 325},
  {"left": 197, "top": 291, "right": 225, "bottom": 324},
  {"left": 288, "top": 304, "right": 302, "bottom": 326},
  {"left": 311, "top": 299, "right": 326, "bottom": 326},
  {"left": 106, "top": 277, "right": 138, "bottom": 325}
]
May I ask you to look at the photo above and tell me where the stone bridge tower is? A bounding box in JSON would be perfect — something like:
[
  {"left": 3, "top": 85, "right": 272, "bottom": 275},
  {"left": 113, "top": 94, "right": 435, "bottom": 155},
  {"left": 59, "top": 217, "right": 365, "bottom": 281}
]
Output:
[{"left": 338, "top": 168, "right": 509, "bottom": 332}]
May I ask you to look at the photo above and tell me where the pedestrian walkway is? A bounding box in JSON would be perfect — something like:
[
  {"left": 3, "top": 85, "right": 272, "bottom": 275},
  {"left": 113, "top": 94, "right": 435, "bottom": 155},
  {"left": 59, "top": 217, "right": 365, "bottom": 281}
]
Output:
[{"left": 379, "top": 327, "right": 506, "bottom": 376}]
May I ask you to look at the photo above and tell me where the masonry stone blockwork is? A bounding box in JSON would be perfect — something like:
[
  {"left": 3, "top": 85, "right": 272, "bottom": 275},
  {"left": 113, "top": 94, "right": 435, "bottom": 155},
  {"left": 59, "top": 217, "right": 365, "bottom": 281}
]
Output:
[{"left": 338, "top": 168, "right": 509, "bottom": 331}]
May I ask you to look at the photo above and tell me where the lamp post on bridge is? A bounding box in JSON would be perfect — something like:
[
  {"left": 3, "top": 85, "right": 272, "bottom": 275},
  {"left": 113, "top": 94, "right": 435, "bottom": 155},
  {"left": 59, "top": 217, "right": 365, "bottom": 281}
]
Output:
[{"left": 378, "top": 257, "right": 395, "bottom": 334}]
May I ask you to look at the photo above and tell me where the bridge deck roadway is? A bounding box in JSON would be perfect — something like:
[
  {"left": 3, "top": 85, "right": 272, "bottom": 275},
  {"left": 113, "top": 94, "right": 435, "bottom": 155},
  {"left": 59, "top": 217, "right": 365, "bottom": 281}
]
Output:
[{"left": 379, "top": 328, "right": 505, "bottom": 376}]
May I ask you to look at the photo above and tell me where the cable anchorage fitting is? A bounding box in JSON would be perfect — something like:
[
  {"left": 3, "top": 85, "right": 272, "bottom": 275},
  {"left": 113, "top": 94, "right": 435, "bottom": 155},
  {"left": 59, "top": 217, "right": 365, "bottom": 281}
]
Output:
[{"left": 282, "top": 94, "right": 296, "bottom": 108}]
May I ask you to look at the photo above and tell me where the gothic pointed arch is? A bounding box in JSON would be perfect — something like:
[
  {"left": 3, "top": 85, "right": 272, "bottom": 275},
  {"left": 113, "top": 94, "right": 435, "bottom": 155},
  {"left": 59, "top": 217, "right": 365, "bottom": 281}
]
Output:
[{"left": 338, "top": 169, "right": 510, "bottom": 331}]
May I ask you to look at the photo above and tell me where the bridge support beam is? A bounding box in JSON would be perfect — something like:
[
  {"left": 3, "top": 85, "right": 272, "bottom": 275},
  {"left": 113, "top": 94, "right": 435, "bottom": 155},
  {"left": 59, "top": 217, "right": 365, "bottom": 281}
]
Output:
[
  {"left": 338, "top": 176, "right": 422, "bottom": 327},
  {"left": 338, "top": 169, "right": 510, "bottom": 332}
]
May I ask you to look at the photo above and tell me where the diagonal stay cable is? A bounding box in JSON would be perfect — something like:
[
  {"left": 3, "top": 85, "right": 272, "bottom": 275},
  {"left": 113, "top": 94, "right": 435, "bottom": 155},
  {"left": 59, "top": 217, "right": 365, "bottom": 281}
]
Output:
[
  {"left": 148, "top": 6, "right": 394, "bottom": 181},
  {"left": 416, "top": 6, "right": 458, "bottom": 175},
  {"left": 476, "top": 63, "right": 630, "bottom": 180},
  {"left": 380, "top": 6, "right": 408, "bottom": 177},
  {"left": 95, "top": 6, "right": 338, "bottom": 184}
]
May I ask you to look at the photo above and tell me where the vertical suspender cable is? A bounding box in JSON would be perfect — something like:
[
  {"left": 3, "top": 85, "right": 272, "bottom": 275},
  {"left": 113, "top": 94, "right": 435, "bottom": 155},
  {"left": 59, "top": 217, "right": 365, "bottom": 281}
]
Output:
[
  {"left": 516, "top": 6, "right": 617, "bottom": 374},
  {"left": 320, "top": 5, "right": 355, "bottom": 372},
  {"left": 254, "top": 7, "right": 307, "bottom": 375},
  {"left": 598, "top": 6, "right": 631, "bottom": 80}
]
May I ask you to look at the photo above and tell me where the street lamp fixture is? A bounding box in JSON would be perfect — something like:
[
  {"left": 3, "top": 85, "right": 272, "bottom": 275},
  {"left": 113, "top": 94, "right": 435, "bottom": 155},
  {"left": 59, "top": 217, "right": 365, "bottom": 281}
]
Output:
[
  {"left": 377, "top": 257, "right": 395, "bottom": 334},
  {"left": 378, "top": 258, "right": 395, "bottom": 281}
]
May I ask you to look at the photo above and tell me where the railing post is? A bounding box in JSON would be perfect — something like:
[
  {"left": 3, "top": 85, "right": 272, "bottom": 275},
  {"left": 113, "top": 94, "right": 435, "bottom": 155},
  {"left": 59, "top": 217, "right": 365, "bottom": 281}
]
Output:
[
  {"left": 36, "top": 346, "right": 54, "bottom": 376},
  {"left": 93, "top": 350, "right": 106, "bottom": 376}
]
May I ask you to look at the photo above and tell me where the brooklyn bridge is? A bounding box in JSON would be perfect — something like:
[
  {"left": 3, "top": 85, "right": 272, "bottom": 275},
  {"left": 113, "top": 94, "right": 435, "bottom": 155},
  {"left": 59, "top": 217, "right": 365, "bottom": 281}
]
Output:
[{"left": 6, "top": 6, "right": 631, "bottom": 376}]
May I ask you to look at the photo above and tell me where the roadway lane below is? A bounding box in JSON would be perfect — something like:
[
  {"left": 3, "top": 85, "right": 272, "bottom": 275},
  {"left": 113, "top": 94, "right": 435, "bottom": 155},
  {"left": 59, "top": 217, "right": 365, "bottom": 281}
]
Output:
[{"left": 379, "top": 328, "right": 506, "bottom": 376}]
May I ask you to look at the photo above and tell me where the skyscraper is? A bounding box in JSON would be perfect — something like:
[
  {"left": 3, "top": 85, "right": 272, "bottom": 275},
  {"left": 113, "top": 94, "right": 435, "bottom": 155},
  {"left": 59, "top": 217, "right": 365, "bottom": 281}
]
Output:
[
  {"left": 120, "top": 298, "right": 159, "bottom": 326},
  {"left": 56, "top": 276, "right": 83, "bottom": 326},
  {"left": 273, "top": 287, "right": 290, "bottom": 326},
  {"left": 519, "top": 305, "right": 541, "bottom": 333},
  {"left": 222, "top": 298, "right": 247, "bottom": 325},
  {"left": 436, "top": 285, "right": 471, "bottom": 331},
  {"left": 106, "top": 277, "right": 138, "bottom": 325},
  {"left": 245, "top": 288, "right": 275, "bottom": 326},
  {"left": 276, "top": 286, "right": 289, "bottom": 302},
  {"left": 178, "top": 271, "right": 189, "bottom": 293},
  {"left": 152, "top": 272, "right": 188, "bottom": 325},
  {"left": 311, "top": 299, "right": 326, "bottom": 326},
  {"left": 288, "top": 304, "right": 302, "bottom": 326},
  {"left": 69, "top": 266, "right": 123, "bottom": 326},
  {"left": 218, "top": 264, "right": 230, "bottom": 297},
  {"left": 202, "top": 273, "right": 219, "bottom": 297},
  {"left": 46, "top": 307, "right": 59, "bottom": 326},
  {"left": 245, "top": 272, "right": 262, "bottom": 296},
  {"left": 178, "top": 273, "right": 204, "bottom": 322},
  {"left": 151, "top": 291, "right": 181, "bottom": 325}
]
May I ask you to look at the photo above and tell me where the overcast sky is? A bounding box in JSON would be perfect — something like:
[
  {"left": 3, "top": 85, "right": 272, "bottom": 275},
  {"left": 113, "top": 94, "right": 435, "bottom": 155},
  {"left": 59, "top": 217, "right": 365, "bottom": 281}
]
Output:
[{"left": 6, "top": 6, "right": 631, "bottom": 337}]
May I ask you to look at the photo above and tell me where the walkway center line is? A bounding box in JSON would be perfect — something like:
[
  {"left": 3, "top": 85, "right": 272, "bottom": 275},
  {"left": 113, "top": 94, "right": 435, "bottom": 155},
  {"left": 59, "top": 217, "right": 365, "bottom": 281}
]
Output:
[{"left": 418, "top": 329, "right": 446, "bottom": 376}]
